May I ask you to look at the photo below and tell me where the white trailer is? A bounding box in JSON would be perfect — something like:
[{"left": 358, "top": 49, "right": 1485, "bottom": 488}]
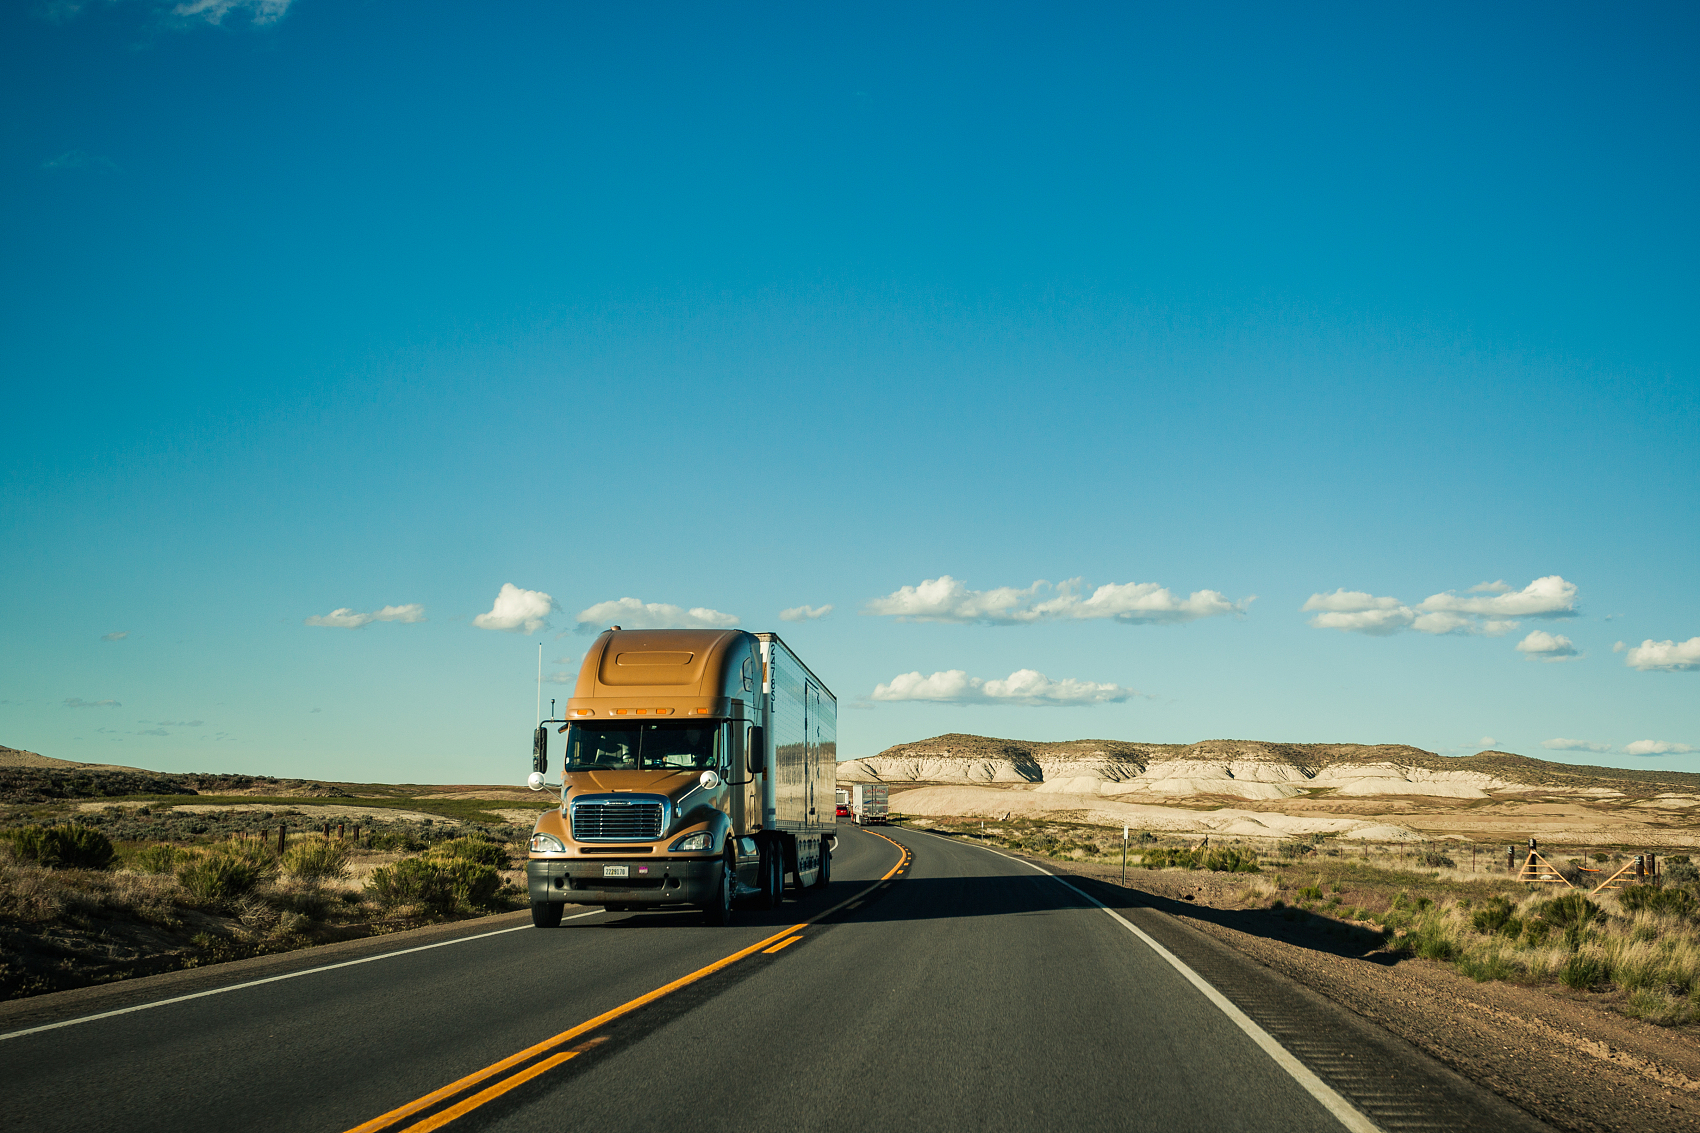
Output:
[{"left": 851, "top": 783, "right": 888, "bottom": 826}]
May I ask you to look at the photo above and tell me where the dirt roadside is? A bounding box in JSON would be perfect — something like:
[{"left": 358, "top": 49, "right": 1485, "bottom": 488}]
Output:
[{"left": 1031, "top": 850, "right": 1700, "bottom": 1133}]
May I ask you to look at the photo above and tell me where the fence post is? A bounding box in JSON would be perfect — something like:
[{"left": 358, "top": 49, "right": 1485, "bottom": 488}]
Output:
[
  {"left": 338, "top": 823, "right": 345, "bottom": 841},
  {"left": 278, "top": 823, "right": 286, "bottom": 855}
]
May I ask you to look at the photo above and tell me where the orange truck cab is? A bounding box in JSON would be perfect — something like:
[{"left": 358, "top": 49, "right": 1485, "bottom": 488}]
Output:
[{"left": 525, "top": 628, "right": 836, "bottom": 926}]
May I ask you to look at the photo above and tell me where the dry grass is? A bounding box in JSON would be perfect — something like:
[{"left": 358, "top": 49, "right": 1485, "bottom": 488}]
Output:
[{"left": 908, "top": 815, "right": 1700, "bottom": 1026}]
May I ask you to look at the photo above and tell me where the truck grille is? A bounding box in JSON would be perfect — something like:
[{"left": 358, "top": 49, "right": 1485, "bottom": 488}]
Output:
[{"left": 572, "top": 801, "right": 664, "bottom": 841}]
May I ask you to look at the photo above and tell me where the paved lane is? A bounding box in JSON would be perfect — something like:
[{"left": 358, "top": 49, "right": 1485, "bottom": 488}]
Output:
[
  {"left": 0, "top": 830, "right": 900, "bottom": 1133},
  {"left": 1, "top": 825, "right": 1554, "bottom": 1133}
]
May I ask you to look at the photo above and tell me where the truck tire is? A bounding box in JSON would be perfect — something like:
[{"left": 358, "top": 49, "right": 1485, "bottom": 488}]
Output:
[
  {"left": 813, "top": 838, "right": 831, "bottom": 888},
  {"left": 531, "top": 900, "right": 563, "bottom": 928},
  {"left": 703, "top": 852, "right": 735, "bottom": 926}
]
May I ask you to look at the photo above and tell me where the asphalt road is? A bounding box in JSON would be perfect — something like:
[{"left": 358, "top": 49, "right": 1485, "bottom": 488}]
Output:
[{"left": 0, "top": 825, "right": 1551, "bottom": 1133}]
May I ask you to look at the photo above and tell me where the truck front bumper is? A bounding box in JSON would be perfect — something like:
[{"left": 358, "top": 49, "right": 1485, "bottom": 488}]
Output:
[{"left": 526, "top": 858, "right": 719, "bottom": 907}]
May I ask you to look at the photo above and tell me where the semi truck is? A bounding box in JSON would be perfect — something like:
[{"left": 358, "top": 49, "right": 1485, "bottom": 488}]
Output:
[
  {"left": 849, "top": 783, "right": 889, "bottom": 826},
  {"left": 524, "top": 628, "right": 837, "bottom": 927}
]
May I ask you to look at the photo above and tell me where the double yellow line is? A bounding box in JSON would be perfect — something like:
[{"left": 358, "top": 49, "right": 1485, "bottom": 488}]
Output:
[{"left": 345, "top": 831, "right": 913, "bottom": 1133}]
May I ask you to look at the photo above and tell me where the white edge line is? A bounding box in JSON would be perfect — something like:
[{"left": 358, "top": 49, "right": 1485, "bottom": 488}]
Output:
[
  {"left": 919, "top": 831, "right": 1382, "bottom": 1133},
  {"left": 0, "top": 911, "right": 603, "bottom": 1043}
]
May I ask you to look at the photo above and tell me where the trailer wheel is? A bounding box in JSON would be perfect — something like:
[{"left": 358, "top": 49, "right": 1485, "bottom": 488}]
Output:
[
  {"left": 531, "top": 900, "right": 563, "bottom": 928},
  {"left": 703, "top": 852, "right": 735, "bottom": 926}
]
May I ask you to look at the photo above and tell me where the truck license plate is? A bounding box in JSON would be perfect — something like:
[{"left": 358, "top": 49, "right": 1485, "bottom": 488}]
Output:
[{"left": 602, "top": 865, "right": 628, "bottom": 878}]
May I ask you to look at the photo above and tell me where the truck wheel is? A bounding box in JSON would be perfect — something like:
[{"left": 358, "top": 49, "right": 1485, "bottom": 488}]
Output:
[
  {"left": 813, "top": 839, "right": 831, "bottom": 888},
  {"left": 531, "top": 900, "right": 563, "bottom": 928},
  {"left": 703, "top": 853, "right": 735, "bottom": 926}
]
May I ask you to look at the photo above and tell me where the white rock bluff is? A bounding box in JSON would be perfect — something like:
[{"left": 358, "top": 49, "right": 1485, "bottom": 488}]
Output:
[{"left": 833, "top": 734, "right": 1679, "bottom": 843}]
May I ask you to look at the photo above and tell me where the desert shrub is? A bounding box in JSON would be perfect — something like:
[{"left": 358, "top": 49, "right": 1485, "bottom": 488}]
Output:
[
  {"left": 1297, "top": 885, "right": 1324, "bottom": 901},
  {"left": 1520, "top": 919, "right": 1550, "bottom": 946},
  {"left": 1559, "top": 950, "right": 1603, "bottom": 989},
  {"left": 1539, "top": 893, "right": 1603, "bottom": 949},
  {"left": 6, "top": 825, "right": 116, "bottom": 871},
  {"left": 131, "top": 844, "right": 181, "bottom": 874},
  {"left": 1412, "top": 919, "right": 1461, "bottom": 961},
  {"left": 366, "top": 829, "right": 427, "bottom": 853},
  {"left": 1275, "top": 841, "right": 1312, "bottom": 858},
  {"left": 282, "top": 840, "right": 351, "bottom": 882},
  {"left": 1416, "top": 851, "right": 1456, "bottom": 868},
  {"left": 1457, "top": 948, "right": 1518, "bottom": 983},
  {"left": 1667, "top": 860, "right": 1700, "bottom": 888},
  {"left": 177, "top": 855, "right": 263, "bottom": 903},
  {"left": 1618, "top": 884, "right": 1696, "bottom": 918},
  {"left": 366, "top": 856, "right": 498, "bottom": 915},
  {"left": 1204, "top": 848, "right": 1259, "bottom": 874},
  {"left": 428, "top": 837, "right": 507, "bottom": 868},
  {"left": 1472, "top": 896, "right": 1515, "bottom": 935},
  {"left": 438, "top": 859, "right": 501, "bottom": 908},
  {"left": 1624, "top": 987, "right": 1696, "bottom": 1026}
]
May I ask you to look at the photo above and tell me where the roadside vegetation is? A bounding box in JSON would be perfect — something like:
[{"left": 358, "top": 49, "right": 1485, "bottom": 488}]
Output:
[
  {"left": 905, "top": 813, "right": 1700, "bottom": 1026},
  {"left": 0, "top": 817, "right": 532, "bottom": 1001}
]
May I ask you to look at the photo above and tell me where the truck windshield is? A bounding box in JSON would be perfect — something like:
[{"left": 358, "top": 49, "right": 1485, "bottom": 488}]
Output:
[{"left": 563, "top": 722, "right": 720, "bottom": 772}]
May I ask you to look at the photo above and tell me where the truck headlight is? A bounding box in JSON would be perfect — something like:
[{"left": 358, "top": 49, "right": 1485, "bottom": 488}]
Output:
[
  {"left": 530, "top": 833, "right": 566, "bottom": 853},
  {"left": 669, "top": 831, "right": 714, "bottom": 852}
]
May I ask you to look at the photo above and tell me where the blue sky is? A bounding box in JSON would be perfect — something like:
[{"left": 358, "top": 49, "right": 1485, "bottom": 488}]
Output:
[{"left": 2, "top": 1, "right": 1696, "bottom": 783}]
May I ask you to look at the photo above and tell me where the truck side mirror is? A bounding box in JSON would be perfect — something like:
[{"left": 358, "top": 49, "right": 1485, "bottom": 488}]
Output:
[
  {"left": 747, "top": 726, "right": 765, "bottom": 774},
  {"left": 533, "top": 725, "right": 548, "bottom": 775}
]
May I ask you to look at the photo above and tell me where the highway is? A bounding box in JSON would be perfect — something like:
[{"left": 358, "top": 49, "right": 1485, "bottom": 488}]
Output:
[{"left": 0, "top": 825, "right": 1551, "bottom": 1133}]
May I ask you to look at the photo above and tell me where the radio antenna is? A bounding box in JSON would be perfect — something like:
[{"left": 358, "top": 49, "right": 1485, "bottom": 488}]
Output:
[{"left": 536, "top": 642, "right": 543, "bottom": 726}]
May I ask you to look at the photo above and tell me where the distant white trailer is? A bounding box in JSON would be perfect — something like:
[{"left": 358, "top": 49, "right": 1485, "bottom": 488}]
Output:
[{"left": 850, "top": 783, "right": 888, "bottom": 826}]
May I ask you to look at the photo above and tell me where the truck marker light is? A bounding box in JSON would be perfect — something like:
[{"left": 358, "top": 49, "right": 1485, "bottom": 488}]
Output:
[{"left": 652, "top": 708, "right": 673, "bottom": 715}]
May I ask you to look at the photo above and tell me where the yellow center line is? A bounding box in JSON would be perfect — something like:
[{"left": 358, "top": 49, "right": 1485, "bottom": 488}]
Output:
[
  {"left": 342, "top": 921, "right": 805, "bottom": 1133},
  {"left": 397, "top": 1051, "right": 578, "bottom": 1133},
  {"left": 345, "top": 828, "right": 912, "bottom": 1133}
]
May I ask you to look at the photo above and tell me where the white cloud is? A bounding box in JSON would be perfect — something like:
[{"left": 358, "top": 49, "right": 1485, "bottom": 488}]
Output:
[
  {"left": 779, "top": 604, "right": 834, "bottom": 622},
  {"left": 156, "top": 720, "right": 204, "bottom": 727},
  {"left": 1613, "top": 641, "right": 1627, "bottom": 653},
  {"left": 1624, "top": 740, "right": 1698, "bottom": 756},
  {"left": 473, "top": 585, "right": 554, "bottom": 634},
  {"left": 101, "top": 631, "right": 128, "bottom": 641},
  {"left": 1515, "top": 630, "right": 1579, "bottom": 661},
  {"left": 1542, "top": 738, "right": 1613, "bottom": 753},
  {"left": 305, "top": 603, "right": 426, "bottom": 629},
  {"left": 64, "top": 698, "right": 121, "bottom": 708},
  {"left": 41, "top": 149, "right": 119, "bottom": 173},
  {"left": 1479, "top": 737, "right": 1497, "bottom": 747},
  {"left": 543, "top": 672, "right": 576, "bottom": 684},
  {"left": 1418, "top": 575, "right": 1578, "bottom": 618},
  {"left": 1301, "top": 589, "right": 1406, "bottom": 613},
  {"left": 1623, "top": 637, "right": 1700, "bottom": 672},
  {"left": 137, "top": 727, "right": 169, "bottom": 736},
  {"left": 870, "top": 668, "right": 1139, "bottom": 706},
  {"left": 1308, "top": 608, "right": 1417, "bottom": 635},
  {"left": 171, "top": 0, "right": 293, "bottom": 25},
  {"left": 864, "top": 575, "right": 1246, "bottom": 626},
  {"left": 574, "top": 597, "right": 738, "bottom": 633},
  {"left": 1411, "top": 611, "right": 1475, "bottom": 636},
  {"left": 1304, "top": 576, "right": 1575, "bottom": 638}
]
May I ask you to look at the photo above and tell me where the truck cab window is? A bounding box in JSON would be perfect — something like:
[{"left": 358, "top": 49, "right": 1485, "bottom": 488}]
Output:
[{"left": 561, "top": 722, "right": 719, "bottom": 772}]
